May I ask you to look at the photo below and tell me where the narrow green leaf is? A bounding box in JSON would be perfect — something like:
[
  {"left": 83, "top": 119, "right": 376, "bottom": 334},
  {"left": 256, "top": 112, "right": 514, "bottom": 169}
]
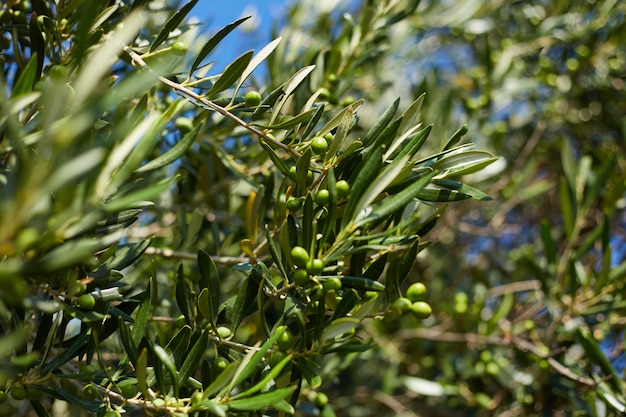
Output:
[
  {"left": 149, "top": 0, "right": 199, "bottom": 51},
  {"left": 12, "top": 53, "right": 39, "bottom": 97},
  {"left": 167, "top": 325, "right": 191, "bottom": 366},
  {"left": 29, "top": 14, "right": 45, "bottom": 85},
  {"left": 259, "top": 139, "right": 290, "bottom": 176},
  {"left": 266, "top": 226, "right": 288, "bottom": 278},
  {"left": 317, "top": 99, "right": 365, "bottom": 138},
  {"left": 340, "top": 276, "right": 385, "bottom": 292},
  {"left": 176, "top": 264, "right": 193, "bottom": 325},
  {"left": 153, "top": 344, "right": 179, "bottom": 395},
  {"left": 415, "top": 189, "right": 471, "bottom": 202},
  {"left": 398, "top": 93, "right": 425, "bottom": 137},
  {"left": 442, "top": 124, "right": 468, "bottom": 151},
  {"left": 197, "top": 288, "right": 212, "bottom": 323},
  {"left": 103, "top": 175, "right": 178, "bottom": 213},
  {"left": 132, "top": 281, "right": 152, "bottom": 346},
  {"left": 559, "top": 178, "right": 576, "bottom": 238},
  {"left": 252, "top": 108, "right": 316, "bottom": 129},
  {"left": 332, "top": 289, "right": 359, "bottom": 319},
  {"left": 362, "top": 98, "right": 400, "bottom": 147},
  {"left": 576, "top": 328, "right": 622, "bottom": 392},
  {"left": 191, "top": 16, "right": 251, "bottom": 74},
  {"left": 137, "top": 347, "right": 150, "bottom": 400},
  {"left": 394, "top": 125, "right": 432, "bottom": 161},
  {"left": 351, "top": 155, "right": 411, "bottom": 223},
  {"left": 198, "top": 250, "right": 220, "bottom": 327},
  {"left": 230, "top": 266, "right": 263, "bottom": 332},
  {"left": 136, "top": 123, "right": 202, "bottom": 172},
  {"left": 283, "top": 65, "right": 316, "bottom": 98},
  {"left": 207, "top": 50, "right": 254, "bottom": 97},
  {"left": 296, "top": 148, "right": 311, "bottom": 191},
  {"left": 324, "top": 106, "right": 358, "bottom": 166},
  {"left": 233, "top": 37, "right": 282, "bottom": 96},
  {"left": 50, "top": 385, "right": 100, "bottom": 412},
  {"left": 118, "top": 316, "right": 139, "bottom": 367},
  {"left": 321, "top": 318, "right": 360, "bottom": 342},
  {"left": 204, "top": 361, "right": 239, "bottom": 397},
  {"left": 342, "top": 147, "right": 383, "bottom": 228},
  {"left": 361, "top": 170, "right": 436, "bottom": 227},
  {"left": 40, "top": 331, "right": 90, "bottom": 375},
  {"left": 540, "top": 220, "right": 557, "bottom": 266},
  {"left": 433, "top": 179, "right": 492, "bottom": 201},
  {"left": 225, "top": 386, "right": 297, "bottom": 411},
  {"left": 178, "top": 330, "right": 208, "bottom": 386},
  {"left": 231, "top": 353, "right": 293, "bottom": 399}
]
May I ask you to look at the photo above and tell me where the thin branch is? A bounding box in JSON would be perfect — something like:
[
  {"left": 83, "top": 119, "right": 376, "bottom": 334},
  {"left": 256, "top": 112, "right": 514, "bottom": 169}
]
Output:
[
  {"left": 122, "top": 46, "right": 300, "bottom": 158},
  {"left": 396, "top": 328, "right": 597, "bottom": 387}
]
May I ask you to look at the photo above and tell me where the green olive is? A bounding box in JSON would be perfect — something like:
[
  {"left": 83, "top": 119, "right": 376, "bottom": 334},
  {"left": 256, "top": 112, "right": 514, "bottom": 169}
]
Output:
[
  {"left": 290, "top": 246, "right": 309, "bottom": 268},
  {"left": 314, "top": 189, "right": 330, "bottom": 206},
  {"left": 269, "top": 349, "right": 287, "bottom": 367},
  {"left": 306, "top": 259, "right": 325, "bottom": 275},
  {"left": 216, "top": 326, "right": 232, "bottom": 339},
  {"left": 391, "top": 297, "right": 412, "bottom": 316},
  {"left": 0, "top": 391, "right": 6, "bottom": 403},
  {"left": 285, "top": 197, "right": 303, "bottom": 212},
  {"left": 244, "top": 91, "right": 262, "bottom": 107},
  {"left": 293, "top": 269, "right": 310, "bottom": 286},
  {"left": 49, "top": 65, "right": 68, "bottom": 82},
  {"left": 175, "top": 117, "right": 194, "bottom": 133},
  {"left": 313, "top": 392, "right": 329, "bottom": 408},
  {"left": 406, "top": 282, "right": 427, "bottom": 302},
  {"left": 322, "top": 277, "right": 342, "bottom": 293},
  {"left": 11, "top": 383, "right": 27, "bottom": 401},
  {"left": 82, "top": 383, "right": 99, "bottom": 400},
  {"left": 76, "top": 294, "right": 96, "bottom": 310},
  {"left": 310, "top": 136, "right": 329, "bottom": 155},
  {"left": 214, "top": 356, "right": 229, "bottom": 372},
  {"left": 335, "top": 180, "right": 350, "bottom": 198},
  {"left": 275, "top": 328, "right": 295, "bottom": 351},
  {"left": 171, "top": 41, "right": 188, "bottom": 56},
  {"left": 411, "top": 301, "right": 432, "bottom": 319}
]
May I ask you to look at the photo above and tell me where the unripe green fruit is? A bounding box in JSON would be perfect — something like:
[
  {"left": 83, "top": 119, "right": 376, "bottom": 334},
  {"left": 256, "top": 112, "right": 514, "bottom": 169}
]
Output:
[
  {"left": 171, "top": 41, "right": 188, "bottom": 56},
  {"left": 118, "top": 381, "right": 138, "bottom": 399},
  {"left": 290, "top": 246, "right": 309, "bottom": 267},
  {"left": 322, "top": 277, "right": 342, "bottom": 293},
  {"left": 175, "top": 117, "right": 193, "bottom": 133},
  {"left": 293, "top": 269, "right": 310, "bottom": 286},
  {"left": 310, "top": 136, "right": 329, "bottom": 155},
  {"left": 406, "top": 282, "right": 427, "bottom": 302},
  {"left": 269, "top": 350, "right": 287, "bottom": 367},
  {"left": 306, "top": 259, "right": 325, "bottom": 275},
  {"left": 103, "top": 410, "right": 121, "bottom": 417},
  {"left": 79, "top": 364, "right": 96, "bottom": 381},
  {"left": 335, "top": 180, "right": 350, "bottom": 198},
  {"left": 0, "top": 391, "right": 6, "bottom": 403},
  {"left": 288, "top": 166, "right": 297, "bottom": 180},
  {"left": 49, "top": 65, "right": 68, "bottom": 82},
  {"left": 76, "top": 294, "right": 96, "bottom": 310},
  {"left": 214, "top": 356, "right": 229, "bottom": 372},
  {"left": 411, "top": 301, "right": 432, "bottom": 319},
  {"left": 216, "top": 326, "right": 232, "bottom": 339},
  {"left": 313, "top": 392, "right": 329, "bottom": 408},
  {"left": 314, "top": 189, "right": 330, "bottom": 206},
  {"left": 276, "top": 328, "right": 295, "bottom": 351},
  {"left": 285, "top": 197, "right": 303, "bottom": 212},
  {"left": 244, "top": 91, "right": 262, "bottom": 107},
  {"left": 326, "top": 73, "right": 338, "bottom": 84},
  {"left": 11, "top": 383, "right": 27, "bottom": 401},
  {"left": 391, "top": 297, "right": 413, "bottom": 316},
  {"left": 82, "top": 383, "right": 99, "bottom": 400}
]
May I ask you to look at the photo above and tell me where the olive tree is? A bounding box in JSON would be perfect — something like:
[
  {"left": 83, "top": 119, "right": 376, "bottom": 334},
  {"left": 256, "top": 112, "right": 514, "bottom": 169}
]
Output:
[{"left": 0, "top": 1, "right": 495, "bottom": 416}]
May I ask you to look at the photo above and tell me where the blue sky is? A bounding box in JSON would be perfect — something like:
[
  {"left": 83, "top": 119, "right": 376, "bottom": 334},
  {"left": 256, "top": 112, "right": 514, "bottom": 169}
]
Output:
[{"left": 190, "top": 0, "right": 289, "bottom": 72}]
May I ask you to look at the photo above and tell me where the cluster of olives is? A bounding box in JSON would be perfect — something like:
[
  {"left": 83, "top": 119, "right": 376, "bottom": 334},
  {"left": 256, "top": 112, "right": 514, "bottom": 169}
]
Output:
[{"left": 390, "top": 282, "right": 432, "bottom": 319}]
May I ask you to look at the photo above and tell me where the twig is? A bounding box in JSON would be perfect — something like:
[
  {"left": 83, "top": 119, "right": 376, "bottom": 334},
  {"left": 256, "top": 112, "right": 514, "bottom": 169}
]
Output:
[
  {"left": 395, "top": 328, "right": 597, "bottom": 386},
  {"left": 122, "top": 46, "right": 300, "bottom": 158}
]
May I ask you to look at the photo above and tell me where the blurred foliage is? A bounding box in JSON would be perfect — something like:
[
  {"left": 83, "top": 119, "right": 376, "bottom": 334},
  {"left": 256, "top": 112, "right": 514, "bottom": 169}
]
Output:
[
  {"left": 0, "top": 0, "right": 498, "bottom": 416},
  {"left": 268, "top": 0, "right": 626, "bottom": 416}
]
